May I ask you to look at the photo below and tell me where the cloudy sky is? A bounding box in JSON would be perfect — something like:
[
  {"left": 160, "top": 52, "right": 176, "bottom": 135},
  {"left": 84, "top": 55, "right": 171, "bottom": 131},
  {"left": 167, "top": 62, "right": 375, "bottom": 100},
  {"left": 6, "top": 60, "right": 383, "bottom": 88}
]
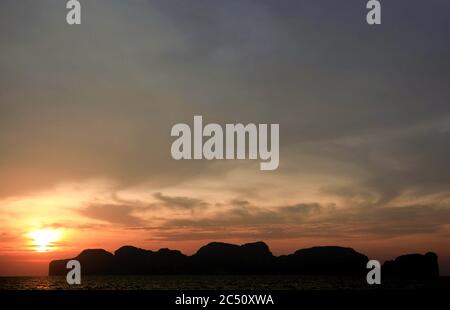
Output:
[{"left": 1, "top": 0, "right": 449, "bottom": 275}]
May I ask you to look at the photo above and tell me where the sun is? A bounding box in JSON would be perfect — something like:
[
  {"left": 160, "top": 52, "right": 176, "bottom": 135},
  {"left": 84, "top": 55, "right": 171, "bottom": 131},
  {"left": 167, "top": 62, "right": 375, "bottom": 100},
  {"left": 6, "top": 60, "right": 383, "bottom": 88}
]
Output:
[{"left": 29, "top": 229, "right": 62, "bottom": 252}]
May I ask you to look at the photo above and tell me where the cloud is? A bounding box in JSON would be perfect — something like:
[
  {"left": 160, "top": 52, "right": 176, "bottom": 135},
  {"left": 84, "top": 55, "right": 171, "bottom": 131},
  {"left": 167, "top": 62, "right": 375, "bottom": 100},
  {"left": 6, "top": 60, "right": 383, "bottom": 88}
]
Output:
[
  {"left": 72, "top": 191, "right": 450, "bottom": 241},
  {"left": 42, "top": 222, "right": 110, "bottom": 231},
  {"left": 340, "top": 204, "right": 450, "bottom": 236},
  {"left": 0, "top": 232, "right": 18, "bottom": 242},
  {"left": 77, "top": 204, "right": 146, "bottom": 227}
]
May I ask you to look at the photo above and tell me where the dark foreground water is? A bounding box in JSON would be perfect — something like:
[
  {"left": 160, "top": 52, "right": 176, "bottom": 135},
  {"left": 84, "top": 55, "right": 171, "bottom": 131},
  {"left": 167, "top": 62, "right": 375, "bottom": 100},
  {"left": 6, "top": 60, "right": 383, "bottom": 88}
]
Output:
[{"left": 1, "top": 275, "right": 445, "bottom": 290}]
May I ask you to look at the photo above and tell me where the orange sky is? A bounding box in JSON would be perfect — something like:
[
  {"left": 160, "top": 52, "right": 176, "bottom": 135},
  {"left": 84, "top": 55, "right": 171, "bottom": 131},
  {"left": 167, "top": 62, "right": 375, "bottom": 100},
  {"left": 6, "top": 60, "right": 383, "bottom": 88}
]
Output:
[{"left": 0, "top": 178, "right": 449, "bottom": 275}]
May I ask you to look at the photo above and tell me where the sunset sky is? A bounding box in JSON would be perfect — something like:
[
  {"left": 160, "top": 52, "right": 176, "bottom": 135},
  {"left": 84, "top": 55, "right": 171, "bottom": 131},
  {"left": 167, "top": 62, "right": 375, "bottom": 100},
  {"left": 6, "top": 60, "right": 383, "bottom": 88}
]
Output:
[{"left": 1, "top": 0, "right": 450, "bottom": 276}]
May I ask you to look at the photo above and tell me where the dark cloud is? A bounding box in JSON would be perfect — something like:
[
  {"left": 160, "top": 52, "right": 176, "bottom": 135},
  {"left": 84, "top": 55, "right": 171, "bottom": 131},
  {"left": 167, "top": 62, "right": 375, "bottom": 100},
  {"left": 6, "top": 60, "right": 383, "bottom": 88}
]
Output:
[
  {"left": 160, "top": 201, "right": 330, "bottom": 229},
  {"left": 318, "top": 127, "right": 450, "bottom": 207},
  {"left": 1, "top": 0, "right": 450, "bottom": 198},
  {"left": 152, "top": 201, "right": 450, "bottom": 241},
  {"left": 153, "top": 192, "right": 209, "bottom": 210},
  {"left": 74, "top": 192, "right": 210, "bottom": 227}
]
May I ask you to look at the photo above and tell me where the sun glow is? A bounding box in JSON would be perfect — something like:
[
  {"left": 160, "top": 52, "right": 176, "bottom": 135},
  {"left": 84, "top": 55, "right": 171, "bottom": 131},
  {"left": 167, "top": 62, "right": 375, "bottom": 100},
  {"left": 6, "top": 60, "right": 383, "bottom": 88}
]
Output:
[{"left": 29, "top": 229, "right": 62, "bottom": 252}]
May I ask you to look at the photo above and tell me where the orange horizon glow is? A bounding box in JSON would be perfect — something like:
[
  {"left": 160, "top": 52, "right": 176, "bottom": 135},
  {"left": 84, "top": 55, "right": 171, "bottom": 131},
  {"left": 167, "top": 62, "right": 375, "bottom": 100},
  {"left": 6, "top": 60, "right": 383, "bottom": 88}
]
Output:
[{"left": 0, "top": 177, "right": 447, "bottom": 277}]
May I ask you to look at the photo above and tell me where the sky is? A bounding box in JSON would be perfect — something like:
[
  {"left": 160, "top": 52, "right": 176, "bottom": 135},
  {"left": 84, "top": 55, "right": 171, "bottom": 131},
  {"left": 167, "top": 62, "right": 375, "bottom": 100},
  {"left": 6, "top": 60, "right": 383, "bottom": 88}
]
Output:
[{"left": 0, "top": 0, "right": 450, "bottom": 276}]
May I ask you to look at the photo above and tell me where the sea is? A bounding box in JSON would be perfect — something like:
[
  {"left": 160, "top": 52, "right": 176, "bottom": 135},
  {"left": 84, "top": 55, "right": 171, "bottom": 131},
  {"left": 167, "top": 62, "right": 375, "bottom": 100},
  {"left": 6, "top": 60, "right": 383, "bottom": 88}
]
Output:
[{"left": 0, "top": 275, "right": 438, "bottom": 290}]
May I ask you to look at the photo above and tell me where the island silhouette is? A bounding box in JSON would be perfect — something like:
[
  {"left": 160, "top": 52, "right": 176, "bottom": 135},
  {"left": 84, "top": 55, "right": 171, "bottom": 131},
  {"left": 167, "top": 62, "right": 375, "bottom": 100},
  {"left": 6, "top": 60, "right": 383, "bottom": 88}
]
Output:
[{"left": 49, "top": 241, "right": 439, "bottom": 279}]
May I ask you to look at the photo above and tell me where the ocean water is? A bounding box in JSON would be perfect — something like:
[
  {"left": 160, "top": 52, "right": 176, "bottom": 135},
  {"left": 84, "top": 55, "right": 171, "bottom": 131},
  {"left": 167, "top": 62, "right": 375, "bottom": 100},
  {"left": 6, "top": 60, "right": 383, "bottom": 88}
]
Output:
[{"left": 0, "top": 275, "right": 432, "bottom": 290}]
